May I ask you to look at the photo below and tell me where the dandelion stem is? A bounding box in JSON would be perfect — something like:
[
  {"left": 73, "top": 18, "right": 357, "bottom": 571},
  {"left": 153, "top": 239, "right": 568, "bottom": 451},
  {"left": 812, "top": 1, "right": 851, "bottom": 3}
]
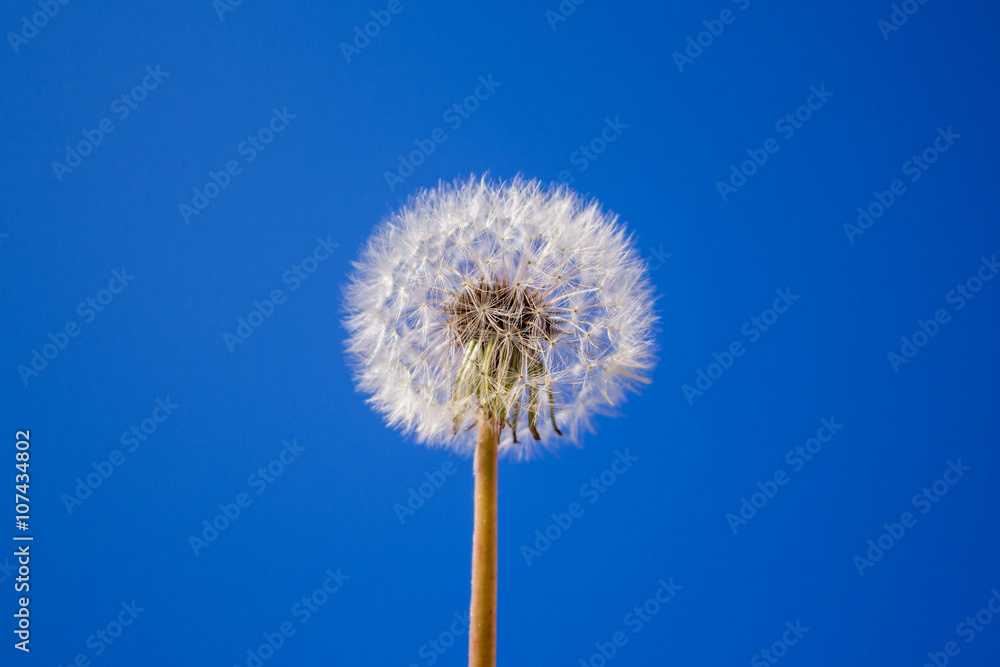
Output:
[{"left": 469, "top": 413, "right": 498, "bottom": 667}]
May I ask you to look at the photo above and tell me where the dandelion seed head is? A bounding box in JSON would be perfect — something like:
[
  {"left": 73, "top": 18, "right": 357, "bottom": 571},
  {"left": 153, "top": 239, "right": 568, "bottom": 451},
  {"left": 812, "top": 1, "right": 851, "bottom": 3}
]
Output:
[{"left": 343, "top": 175, "right": 657, "bottom": 458}]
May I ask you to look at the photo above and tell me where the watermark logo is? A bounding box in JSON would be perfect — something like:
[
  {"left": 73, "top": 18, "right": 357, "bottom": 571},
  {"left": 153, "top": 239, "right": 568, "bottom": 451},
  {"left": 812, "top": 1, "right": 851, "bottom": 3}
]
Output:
[
  {"left": 179, "top": 107, "right": 296, "bottom": 224},
  {"left": 340, "top": 0, "right": 409, "bottom": 62},
  {"left": 406, "top": 610, "right": 471, "bottom": 667},
  {"left": 853, "top": 459, "right": 970, "bottom": 576},
  {"left": 887, "top": 254, "right": 996, "bottom": 372},
  {"left": 188, "top": 439, "right": 305, "bottom": 556},
  {"left": 233, "top": 568, "right": 348, "bottom": 666},
  {"left": 726, "top": 417, "right": 844, "bottom": 534},
  {"left": 222, "top": 235, "right": 339, "bottom": 352},
  {"left": 844, "top": 126, "right": 960, "bottom": 243},
  {"left": 672, "top": 0, "right": 751, "bottom": 73},
  {"left": 213, "top": 0, "right": 244, "bottom": 21},
  {"left": 577, "top": 578, "right": 682, "bottom": 666},
  {"left": 521, "top": 449, "right": 638, "bottom": 566},
  {"left": 878, "top": 0, "right": 931, "bottom": 41},
  {"left": 750, "top": 620, "right": 809, "bottom": 667},
  {"left": 716, "top": 85, "right": 833, "bottom": 202},
  {"left": 557, "top": 117, "right": 628, "bottom": 185},
  {"left": 384, "top": 75, "right": 501, "bottom": 192},
  {"left": 545, "top": 0, "right": 587, "bottom": 31},
  {"left": 682, "top": 288, "right": 799, "bottom": 404},
  {"left": 647, "top": 245, "right": 673, "bottom": 271},
  {"left": 394, "top": 459, "right": 457, "bottom": 524},
  {"left": 6, "top": 0, "right": 73, "bottom": 54},
  {"left": 921, "top": 587, "right": 1000, "bottom": 665},
  {"left": 17, "top": 268, "right": 135, "bottom": 386},
  {"left": 52, "top": 66, "right": 169, "bottom": 182},
  {"left": 61, "top": 397, "right": 180, "bottom": 514},
  {"left": 55, "top": 600, "right": 145, "bottom": 662}
]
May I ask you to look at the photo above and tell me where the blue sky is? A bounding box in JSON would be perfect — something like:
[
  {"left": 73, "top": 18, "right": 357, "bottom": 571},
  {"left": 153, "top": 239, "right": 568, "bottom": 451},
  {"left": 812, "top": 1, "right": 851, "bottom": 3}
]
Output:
[{"left": 2, "top": 0, "right": 1000, "bottom": 665}]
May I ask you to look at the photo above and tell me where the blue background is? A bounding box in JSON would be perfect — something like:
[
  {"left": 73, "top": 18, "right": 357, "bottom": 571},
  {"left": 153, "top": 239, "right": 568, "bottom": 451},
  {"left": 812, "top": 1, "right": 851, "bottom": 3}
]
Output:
[{"left": 2, "top": 0, "right": 999, "bottom": 665}]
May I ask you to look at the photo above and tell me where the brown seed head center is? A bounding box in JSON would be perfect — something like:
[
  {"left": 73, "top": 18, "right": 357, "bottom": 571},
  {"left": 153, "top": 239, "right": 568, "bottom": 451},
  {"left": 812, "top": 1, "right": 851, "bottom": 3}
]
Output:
[{"left": 445, "top": 280, "right": 558, "bottom": 347}]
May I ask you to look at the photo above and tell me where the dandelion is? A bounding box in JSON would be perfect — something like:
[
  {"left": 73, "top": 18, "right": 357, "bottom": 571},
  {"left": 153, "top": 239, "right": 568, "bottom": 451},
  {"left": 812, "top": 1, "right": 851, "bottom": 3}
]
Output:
[{"left": 343, "top": 175, "right": 657, "bottom": 666}]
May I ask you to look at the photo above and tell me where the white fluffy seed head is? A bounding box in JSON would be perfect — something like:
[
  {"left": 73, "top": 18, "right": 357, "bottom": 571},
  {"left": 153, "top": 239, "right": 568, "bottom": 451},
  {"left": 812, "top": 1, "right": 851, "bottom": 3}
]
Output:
[{"left": 342, "top": 175, "right": 657, "bottom": 459}]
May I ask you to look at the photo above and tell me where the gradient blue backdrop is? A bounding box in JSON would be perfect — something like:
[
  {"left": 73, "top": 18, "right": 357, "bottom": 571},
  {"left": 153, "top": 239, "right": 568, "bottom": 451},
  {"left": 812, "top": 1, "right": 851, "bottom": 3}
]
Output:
[{"left": 2, "top": 1, "right": 999, "bottom": 665}]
